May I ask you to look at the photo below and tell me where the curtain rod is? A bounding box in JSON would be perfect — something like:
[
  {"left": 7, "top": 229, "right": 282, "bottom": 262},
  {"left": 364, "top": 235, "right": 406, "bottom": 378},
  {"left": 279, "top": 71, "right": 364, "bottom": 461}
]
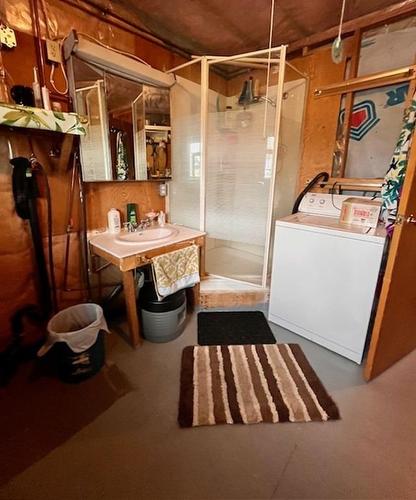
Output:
[
  {"left": 316, "top": 177, "right": 384, "bottom": 191},
  {"left": 315, "top": 66, "right": 416, "bottom": 97}
]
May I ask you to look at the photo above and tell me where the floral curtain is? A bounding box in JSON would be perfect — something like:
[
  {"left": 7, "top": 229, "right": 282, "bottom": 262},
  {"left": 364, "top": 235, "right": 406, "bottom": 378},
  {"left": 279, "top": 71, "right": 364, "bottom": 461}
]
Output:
[{"left": 381, "top": 90, "right": 416, "bottom": 235}]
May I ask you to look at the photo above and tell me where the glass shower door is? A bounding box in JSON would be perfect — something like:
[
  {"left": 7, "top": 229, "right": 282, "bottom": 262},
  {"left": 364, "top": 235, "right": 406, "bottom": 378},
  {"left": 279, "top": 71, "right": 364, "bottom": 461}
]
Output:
[
  {"left": 169, "top": 76, "right": 202, "bottom": 229},
  {"left": 205, "top": 104, "right": 276, "bottom": 286}
]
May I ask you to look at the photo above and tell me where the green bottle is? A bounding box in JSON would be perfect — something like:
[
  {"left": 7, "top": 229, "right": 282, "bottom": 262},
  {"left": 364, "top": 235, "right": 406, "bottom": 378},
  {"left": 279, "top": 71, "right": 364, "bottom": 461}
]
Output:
[{"left": 127, "top": 203, "right": 138, "bottom": 225}]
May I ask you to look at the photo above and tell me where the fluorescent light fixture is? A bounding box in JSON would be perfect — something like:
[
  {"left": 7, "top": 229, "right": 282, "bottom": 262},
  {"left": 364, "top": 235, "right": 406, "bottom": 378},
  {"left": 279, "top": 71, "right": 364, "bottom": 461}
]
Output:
[{"left": 64, "top": 30, "right": 175, "bottom": 88}]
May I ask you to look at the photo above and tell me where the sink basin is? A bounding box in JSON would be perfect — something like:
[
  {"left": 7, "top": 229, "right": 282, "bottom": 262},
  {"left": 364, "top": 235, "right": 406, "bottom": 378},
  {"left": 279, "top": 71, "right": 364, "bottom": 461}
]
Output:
[{"left": 116, "top": 226, "right": 178, "bottom": 245}]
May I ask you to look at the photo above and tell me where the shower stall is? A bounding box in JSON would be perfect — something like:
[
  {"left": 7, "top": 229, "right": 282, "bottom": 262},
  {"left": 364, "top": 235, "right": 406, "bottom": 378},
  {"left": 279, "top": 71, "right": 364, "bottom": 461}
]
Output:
[{"left": 168, "top": 47, "right": 306, "bottom": 288}]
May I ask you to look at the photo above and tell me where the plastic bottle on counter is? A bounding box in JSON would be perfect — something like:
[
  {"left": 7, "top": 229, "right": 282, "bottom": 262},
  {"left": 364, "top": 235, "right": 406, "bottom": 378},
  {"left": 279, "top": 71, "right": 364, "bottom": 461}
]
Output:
[{"left": 107, "top": 208, "right": 121, "bottom": 233}]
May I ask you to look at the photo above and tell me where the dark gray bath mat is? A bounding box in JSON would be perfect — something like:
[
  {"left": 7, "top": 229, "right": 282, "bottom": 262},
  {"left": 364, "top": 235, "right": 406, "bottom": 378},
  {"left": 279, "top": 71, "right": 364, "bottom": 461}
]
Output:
[{"left": 197, "top": 311, "right": 276, "bottom": 346}]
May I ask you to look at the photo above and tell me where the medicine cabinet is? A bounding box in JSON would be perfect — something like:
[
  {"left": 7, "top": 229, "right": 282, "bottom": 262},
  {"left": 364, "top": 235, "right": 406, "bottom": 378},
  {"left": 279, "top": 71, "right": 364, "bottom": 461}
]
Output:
[{"left": 65, "top": 31, "right": 174, "bottom": 182}]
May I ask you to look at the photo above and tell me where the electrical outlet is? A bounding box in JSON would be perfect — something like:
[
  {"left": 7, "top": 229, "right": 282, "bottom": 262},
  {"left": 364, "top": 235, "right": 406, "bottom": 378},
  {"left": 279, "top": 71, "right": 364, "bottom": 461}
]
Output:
[
  {"left": 46, "top": 39, "right": 62, "bottom": 64},
  {"left": 0, "top": 25, "right": 17, "bottom": 48},
  {"left": 159, "top": 183, "right": 168, "bottom": 197}
]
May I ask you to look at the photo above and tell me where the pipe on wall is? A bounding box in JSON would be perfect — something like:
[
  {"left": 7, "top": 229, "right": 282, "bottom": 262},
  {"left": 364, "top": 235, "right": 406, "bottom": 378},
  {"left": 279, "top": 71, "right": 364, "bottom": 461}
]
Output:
[{"left": 29, "top": 0, "right": 46, "bottom": 87}]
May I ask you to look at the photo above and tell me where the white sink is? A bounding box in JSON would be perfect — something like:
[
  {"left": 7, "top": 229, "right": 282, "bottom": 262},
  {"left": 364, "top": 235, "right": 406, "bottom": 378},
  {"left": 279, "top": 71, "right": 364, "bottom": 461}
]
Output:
[{"left": 116, "top": 226, "right": 178, "bottom": 245}]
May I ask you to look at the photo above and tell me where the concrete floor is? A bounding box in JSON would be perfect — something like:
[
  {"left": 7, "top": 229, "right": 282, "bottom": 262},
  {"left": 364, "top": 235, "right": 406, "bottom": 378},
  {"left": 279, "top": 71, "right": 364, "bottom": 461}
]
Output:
[{"left": 1, "top": 312, "right": 416, "bottom": 500}]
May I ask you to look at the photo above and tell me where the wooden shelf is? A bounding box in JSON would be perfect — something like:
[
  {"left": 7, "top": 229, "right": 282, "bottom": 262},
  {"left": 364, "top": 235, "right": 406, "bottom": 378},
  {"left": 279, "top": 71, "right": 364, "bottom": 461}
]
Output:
[
  {"left": 85, "top": 178, "right": 171, "bottom": 184},
  {"left": 144, "top": 125, "right": 171, "bottom": 131},
  {"left": 0, "top": 103, "right": 88, "bottom": 136}
]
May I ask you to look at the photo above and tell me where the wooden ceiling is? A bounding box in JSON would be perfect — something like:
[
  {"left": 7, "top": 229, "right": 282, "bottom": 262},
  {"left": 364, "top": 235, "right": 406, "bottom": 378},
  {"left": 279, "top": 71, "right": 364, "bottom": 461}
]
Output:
[{"left": 76, "top": 0, "right": 408, "bottom": 55}]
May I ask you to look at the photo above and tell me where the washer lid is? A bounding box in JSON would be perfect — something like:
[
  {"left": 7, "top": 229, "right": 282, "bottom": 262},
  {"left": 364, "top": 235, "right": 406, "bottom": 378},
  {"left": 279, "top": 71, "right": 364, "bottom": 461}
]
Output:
[{"left": 276, "top": 213, "right": 386, "bottom": 243}]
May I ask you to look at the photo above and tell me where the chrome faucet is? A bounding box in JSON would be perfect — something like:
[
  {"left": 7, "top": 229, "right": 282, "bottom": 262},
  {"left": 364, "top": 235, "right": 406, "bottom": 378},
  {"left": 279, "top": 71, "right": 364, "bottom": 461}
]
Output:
[
  {"left": 123, "top": 219, "right": 151, "bottom": 232},
  {"left": 138, "top": 218, "right": 151, "bottom": 230}
]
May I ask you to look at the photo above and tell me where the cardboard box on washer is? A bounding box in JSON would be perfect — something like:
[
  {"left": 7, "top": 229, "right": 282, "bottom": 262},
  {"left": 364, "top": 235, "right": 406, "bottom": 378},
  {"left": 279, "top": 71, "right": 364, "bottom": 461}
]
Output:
[{"left": 339, "top": 197, "right": 382, "bottom": 228}]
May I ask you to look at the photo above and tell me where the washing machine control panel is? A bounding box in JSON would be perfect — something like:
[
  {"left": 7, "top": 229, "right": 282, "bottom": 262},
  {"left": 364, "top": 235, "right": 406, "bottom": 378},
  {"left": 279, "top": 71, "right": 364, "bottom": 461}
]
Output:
[{"left": 299, "top": 193, "right": 354, "bottom": 217}]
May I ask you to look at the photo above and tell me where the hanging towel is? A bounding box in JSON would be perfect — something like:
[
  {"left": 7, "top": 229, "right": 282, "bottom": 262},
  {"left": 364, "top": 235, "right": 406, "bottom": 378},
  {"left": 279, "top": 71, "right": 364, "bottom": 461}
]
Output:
[
  {"left": 151, "top": 244, "right": 200, "bottom": 300},
  {"left": 381, "top": 91, "right": 416, "bottom": 235},
  {"left": 116, "top": 130, "right": 129, "bottom": 180}
]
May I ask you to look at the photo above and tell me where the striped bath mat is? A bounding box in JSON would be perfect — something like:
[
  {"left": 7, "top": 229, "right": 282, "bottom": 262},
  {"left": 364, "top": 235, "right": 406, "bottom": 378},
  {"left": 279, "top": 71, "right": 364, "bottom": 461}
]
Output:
[{"left": 178, "top": 344, "right": 340, "bottom": 427}]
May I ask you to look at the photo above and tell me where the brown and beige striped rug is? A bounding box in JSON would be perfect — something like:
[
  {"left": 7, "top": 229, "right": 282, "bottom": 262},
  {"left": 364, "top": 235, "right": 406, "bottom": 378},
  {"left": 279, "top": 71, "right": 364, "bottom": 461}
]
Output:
[{"left": 178, "top": 344, "right": 340, "bottom": 427}]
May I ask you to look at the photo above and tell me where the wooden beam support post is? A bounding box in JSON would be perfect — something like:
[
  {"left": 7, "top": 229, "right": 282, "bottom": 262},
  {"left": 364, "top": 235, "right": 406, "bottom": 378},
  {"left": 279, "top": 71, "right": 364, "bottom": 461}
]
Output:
[{"left": 337, "top": 29, "right": 362, "bottom": 177}]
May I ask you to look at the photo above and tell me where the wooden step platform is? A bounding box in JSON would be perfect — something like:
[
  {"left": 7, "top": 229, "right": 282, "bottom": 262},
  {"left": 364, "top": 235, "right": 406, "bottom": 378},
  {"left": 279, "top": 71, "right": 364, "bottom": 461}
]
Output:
[{"left": 199, "top": 276, "right": 269, "bottom": 309}]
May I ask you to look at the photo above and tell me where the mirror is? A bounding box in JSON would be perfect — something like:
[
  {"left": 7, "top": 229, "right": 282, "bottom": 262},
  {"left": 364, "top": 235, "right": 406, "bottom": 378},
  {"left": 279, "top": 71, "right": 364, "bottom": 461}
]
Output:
[
  {"left": 106, "top": 73, "right": 142, "bottom": 181},
  {"left": 74, "top": 61, "right": 111, "bottom": 181},
  {"left": 71, "top": 58, "right": 171, "bottom": 182}
]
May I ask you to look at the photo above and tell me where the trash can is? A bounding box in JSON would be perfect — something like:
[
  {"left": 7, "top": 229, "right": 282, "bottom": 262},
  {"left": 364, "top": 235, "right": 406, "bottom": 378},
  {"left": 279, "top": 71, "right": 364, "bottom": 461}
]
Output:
[
  {"left": 38, "top": 303, "right": 109, "bottom": 383},
  {"left": 139, "top": 282, "right": 187, "bottom": 343}
]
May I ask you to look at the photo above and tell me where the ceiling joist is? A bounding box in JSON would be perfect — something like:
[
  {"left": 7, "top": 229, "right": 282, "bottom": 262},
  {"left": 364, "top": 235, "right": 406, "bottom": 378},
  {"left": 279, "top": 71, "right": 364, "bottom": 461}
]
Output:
[{"left": 288, "top": 0, "right": 416, "bottom": 53}]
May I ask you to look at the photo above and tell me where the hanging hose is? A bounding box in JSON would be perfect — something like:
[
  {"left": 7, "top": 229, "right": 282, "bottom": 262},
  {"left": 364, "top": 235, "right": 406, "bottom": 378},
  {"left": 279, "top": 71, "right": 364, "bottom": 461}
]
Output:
[
  {"left": 77, "top": 158, "right": 92, "bottom": 300},
  {"left": 292, "top": 171, "right": 330, "bottom": 214},
  {"left": 11, "top": 156, "right": 52, "bottom": 313},
  {"left": 61, "top": 149, "right": 122, "bottom": 298},
  {"left": 1, "top": 156, "right": 54, "bottom": 385},
  {"left": 62, "top": 150, "right": 78, "bottom": 291},
  {"left": 27, "top": 149, "right": 58, "bottom": 312}
]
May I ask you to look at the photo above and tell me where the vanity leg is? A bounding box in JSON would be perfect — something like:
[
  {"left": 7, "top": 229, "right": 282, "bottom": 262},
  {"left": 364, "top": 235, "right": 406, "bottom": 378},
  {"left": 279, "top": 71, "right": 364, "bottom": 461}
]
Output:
[
  {"left": 191, "top": 243, "right": 204, "bottom": 307},
  {"left": 192, "top": 282, "right": 200, "bottom": 307},
  {"left": 199, "top": 243, "right": 206, "bottom": 277},
  {"left": 122, "top": 270, "right": 142, "bottom": 348}
]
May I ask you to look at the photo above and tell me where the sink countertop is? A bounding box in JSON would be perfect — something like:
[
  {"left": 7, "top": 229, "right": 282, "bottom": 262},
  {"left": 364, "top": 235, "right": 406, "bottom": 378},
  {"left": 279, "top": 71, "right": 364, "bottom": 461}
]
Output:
[{"left": 89, "top": 224, "right": 206, "bottom": 259}]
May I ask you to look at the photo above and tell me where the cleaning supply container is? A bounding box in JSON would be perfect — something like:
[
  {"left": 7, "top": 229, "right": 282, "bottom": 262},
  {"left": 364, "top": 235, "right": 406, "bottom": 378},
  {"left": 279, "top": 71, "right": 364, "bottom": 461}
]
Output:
[
  {"left": 139, "top": 282, "right": 187, "bottom": 343},
  {"left": 38, "top": 303, "right": 109, "bottom": 383}
]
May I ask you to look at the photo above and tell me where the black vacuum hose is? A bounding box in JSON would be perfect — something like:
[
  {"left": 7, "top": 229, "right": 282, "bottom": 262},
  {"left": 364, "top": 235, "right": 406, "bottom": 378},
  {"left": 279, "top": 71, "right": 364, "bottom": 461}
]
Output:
[
  {"left": 292, "top": 171, "right": 330, "bottom": 214},
  {"left": 31, "top": 157, "right": 58, "bottom": 312},
  {"left": 1, "top": 157, "right": 54, "bottom": 385}
]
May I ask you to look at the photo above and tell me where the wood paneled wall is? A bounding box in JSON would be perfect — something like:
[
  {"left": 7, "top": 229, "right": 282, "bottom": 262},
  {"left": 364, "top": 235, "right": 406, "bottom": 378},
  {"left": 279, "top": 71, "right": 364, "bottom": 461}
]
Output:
[
  {"left": 0, "top": 128, "right": 84, "bottom": 350},
  {"left": 84, "top": 182, "right": 164, "bottom": 229},
  {"left": 295, "top": 44, "right": 351, "bottom": 191}
]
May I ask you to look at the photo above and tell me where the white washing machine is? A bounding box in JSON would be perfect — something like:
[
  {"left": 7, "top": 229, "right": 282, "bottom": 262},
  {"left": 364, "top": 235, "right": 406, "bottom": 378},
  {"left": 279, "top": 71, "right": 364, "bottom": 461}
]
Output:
[{"left": 268, "top": 193, "right": 386, "bottom": 364}]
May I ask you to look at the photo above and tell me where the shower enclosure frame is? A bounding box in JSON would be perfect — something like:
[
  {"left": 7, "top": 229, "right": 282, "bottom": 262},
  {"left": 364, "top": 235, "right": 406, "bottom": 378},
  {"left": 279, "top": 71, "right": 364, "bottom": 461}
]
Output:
[{"left": 167, "top": 45, "right": 288, "bottom": 288}]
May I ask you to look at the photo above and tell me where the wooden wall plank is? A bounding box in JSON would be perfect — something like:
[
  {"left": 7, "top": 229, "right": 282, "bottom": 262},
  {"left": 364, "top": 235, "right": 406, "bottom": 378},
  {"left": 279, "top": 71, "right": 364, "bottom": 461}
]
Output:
[
  {"left": 84, "top": 181, "right": 164, "bottom": 229},
  {"left": 296, "top": 43, "right": 351, "bottom": 191}
]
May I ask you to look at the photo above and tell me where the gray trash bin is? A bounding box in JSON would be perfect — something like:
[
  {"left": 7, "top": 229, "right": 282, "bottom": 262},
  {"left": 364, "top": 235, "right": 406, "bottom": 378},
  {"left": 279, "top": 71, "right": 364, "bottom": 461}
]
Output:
[{"left": 139, "top": 283, "right": 187, "bottom": 343}]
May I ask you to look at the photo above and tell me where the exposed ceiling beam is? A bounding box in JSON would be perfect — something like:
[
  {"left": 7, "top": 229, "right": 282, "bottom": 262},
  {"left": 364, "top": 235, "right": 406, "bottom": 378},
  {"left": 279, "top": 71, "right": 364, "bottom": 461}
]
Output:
[
  {"left": 288, "top": 0, "right": 416, "bottom": 53},
  {"left": 57, "top": 0, "right": 416, "bottom": 77},
  {"left": 58, "top": 0, "right": 191, "bottom": 59}
]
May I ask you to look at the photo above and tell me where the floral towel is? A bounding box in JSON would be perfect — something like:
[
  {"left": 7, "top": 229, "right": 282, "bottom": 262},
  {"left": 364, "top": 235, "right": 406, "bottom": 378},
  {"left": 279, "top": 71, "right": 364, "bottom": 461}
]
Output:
[
  {"left": 151, "top": 244, "right": 200, "bottom": 300},
  {"left": 116, "top": 131, "right": 129, "bottom": 180},
  {"left": 381, "top": 91, "right": 416, "bottom": 235}
]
